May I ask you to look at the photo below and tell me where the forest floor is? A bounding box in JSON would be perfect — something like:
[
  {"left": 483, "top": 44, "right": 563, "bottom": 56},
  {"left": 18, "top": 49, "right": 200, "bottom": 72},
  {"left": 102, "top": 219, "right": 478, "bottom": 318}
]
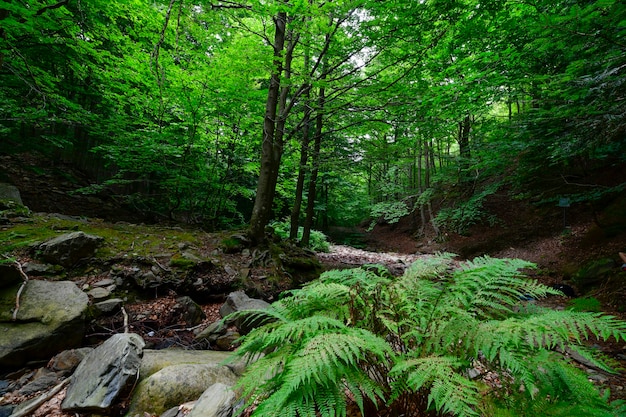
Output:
[{"left": 2, "top": 151, "right": 626, "bottom": 413}]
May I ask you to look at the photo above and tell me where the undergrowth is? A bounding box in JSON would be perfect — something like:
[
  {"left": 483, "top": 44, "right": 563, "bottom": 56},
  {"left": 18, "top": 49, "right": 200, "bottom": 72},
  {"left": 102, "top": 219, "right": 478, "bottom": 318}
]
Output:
[{"left": 229, "top": 254, "right": 626, "bottom": 417}]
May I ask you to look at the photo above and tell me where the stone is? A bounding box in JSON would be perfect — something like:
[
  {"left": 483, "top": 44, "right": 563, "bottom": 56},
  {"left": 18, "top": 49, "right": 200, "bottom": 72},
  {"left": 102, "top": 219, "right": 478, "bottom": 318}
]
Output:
[
  {"left": 195, "top": 320, "right": 227, "bottom": 344},
  {"left": 215, "top": 331, "right": 240, "bottom": 351},
  {"left": 87, "top": 286, "right": 110, "bottom": 299},
  {"left": 173, "top": 296, "right": 205, "bottom": 326},
  {"left": 61, "top": 333, "right": 145, "bottom": 413},
  {"left": 47, "top": 347, "right": 93, "bottom": 375},
  {"left": 188, "top": 383, "right": 237, "bottom": 417},
  {"left": 93, "top": 298, "right": 124, "bottom": 315},
  {"left": 93, "top": 278, "right": 115, "bottom": 287},
  {"left": 139, "top": 349, "right": 234, "bottom": 378},
  {"left": 36, "top": 231, "right": 104, "bottom": 267},
  {"left": 219, "top": 290, "right": 272, "bottom": 334},
  {"left": 0, "top": 280, "right": 89, "bottom": 368},
  {"left": 17, "top": 369, "right": 58, "bottom": 396},
  {"left": 0, "top": 183, "right": 23, "bottom": 205},
  {"left": 22, "top": 262, "right": 58, "bottom": 276},
  {"left": 0, "top": 263, "right": 22, "bottom": 288},
  {"left": 127, "top": 363, "right": 238, "bottom": 416}
]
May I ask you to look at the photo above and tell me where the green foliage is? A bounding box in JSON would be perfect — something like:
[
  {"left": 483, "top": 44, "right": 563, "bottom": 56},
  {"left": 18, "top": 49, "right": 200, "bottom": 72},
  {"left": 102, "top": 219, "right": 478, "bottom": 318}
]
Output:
[
  {"left": 271, "top": 220, "right": 330, "bottom": 253},
  {"left": 231, "top": 254, "right": 626, "bottom": 417},
  {"left": 435, "top": 182, "right": 500, "bottom": 235},
  {"left": 568, "top": 297, "right": 602, "bottom": 313},
  {"left": 367, "top": 200, "right": 410, "bottom": 231}
]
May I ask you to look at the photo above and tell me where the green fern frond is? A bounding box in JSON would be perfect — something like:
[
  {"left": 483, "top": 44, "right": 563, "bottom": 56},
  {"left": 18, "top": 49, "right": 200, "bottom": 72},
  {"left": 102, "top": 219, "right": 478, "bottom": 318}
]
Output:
[
  {"left": 235, "top": 315, "right": 349, "bottom": 356},
  {"left": 445, "top": 256, "right": 560, "bottom": 318},
  {"left": 317, "top": 265, "right": 392, "bottom": 288},
  {"left": 278, "top": 281, "right": 352, "bottom": 320},
  {"left": 246, "top": 327, "right": 390, "bottom": 417},
  {"left": 390, "top": 355, "right": 480, "bottom": 417}
]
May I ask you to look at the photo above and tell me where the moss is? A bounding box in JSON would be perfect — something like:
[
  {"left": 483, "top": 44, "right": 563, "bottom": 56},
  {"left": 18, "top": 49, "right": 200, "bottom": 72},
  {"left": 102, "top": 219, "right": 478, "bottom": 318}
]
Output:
[{"left": 168, "top": 254, "right": 198, "bottom": 270}]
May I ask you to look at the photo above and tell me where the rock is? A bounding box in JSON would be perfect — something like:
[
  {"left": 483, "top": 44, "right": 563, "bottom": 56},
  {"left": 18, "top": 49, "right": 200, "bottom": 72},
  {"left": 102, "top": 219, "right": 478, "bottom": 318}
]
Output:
[
  {"left": 215, "top": 331, "right": 240, "bottom": 351},
  {"left": 195, "top": 321, "right": 227, "bottom": 344},
  {"left": 87, "top": 286, "right": 110, "bottom": 299},
  {"left": 93, "top": 298, "right": 124, "bottom": 315},
  {"left": 127, "top": 363, "right": 238, "bottom": 416},
  {"left": 93, "top": 278, "right": 115, "bottom": 287},
  {"left": 61, "top": 333, "right": 145, "bottom": 413},
  {"left": 173, "top": 296, "right": 205, "bottom": 326},
  {"left": 0, "top": 280, "right": 89, "bottom": 368},
  {"left": 21, "top": 261, "right": 58, "bottom": 276},
  {"left": 188, "top": 383, "right": 237, "bottom": 417},
  {"left": 219, "top": 290, "right": 272, "bottom": 334},
  {"left": 47, "top": 347, "right": 93, "bottom": 375},
  {"left": 36, "top": 231, "right": 104, "bottom": 267},
  {"left": 17, "top": 368, "right": 58, "bottom": 396},
  {"left": 139, "top": 349, "right": 234, "bottom": 377},
  {"left": 0, "top": 263, "right": 22, "bottom": 288},
  {"left": 0, "top": 183, "right": 23, "bottom": 205}
]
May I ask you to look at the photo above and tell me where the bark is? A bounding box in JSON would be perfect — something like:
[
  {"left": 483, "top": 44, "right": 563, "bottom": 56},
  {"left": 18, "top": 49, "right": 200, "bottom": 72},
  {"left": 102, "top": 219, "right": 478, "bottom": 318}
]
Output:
[
  {"left": 301, "top": 81, "right": 325, "bottom": 246},
  {"left": 248, "top": 11, "right": 287, "bottom": 244},
  {"left": 290, "top": 84, "right": 312, "bottom": 240}
]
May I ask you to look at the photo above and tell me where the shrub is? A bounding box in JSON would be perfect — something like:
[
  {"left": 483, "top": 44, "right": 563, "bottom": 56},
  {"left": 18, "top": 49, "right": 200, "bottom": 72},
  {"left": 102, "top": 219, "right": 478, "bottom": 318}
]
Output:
[
  {"left": 229, "top": 254, "right": 626, "bottom": 417},
  {"left": 270, "top": 220, "right": 330, "bottom": 253}
]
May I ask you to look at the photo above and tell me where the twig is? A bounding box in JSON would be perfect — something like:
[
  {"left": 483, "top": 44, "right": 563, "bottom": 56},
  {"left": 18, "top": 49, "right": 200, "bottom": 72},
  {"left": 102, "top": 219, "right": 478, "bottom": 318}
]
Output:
[
  {"left": 153, "top": 257, "right": 171, "bottom": 272},
  {"left": 9, "top": 378, "right": 70, "bottom": 417},
  {"left": 8, "top": 259, "right": 29, "bottom": 321},
  {"left": 121, "top": 306, "right": 129, "bottom": 333}
]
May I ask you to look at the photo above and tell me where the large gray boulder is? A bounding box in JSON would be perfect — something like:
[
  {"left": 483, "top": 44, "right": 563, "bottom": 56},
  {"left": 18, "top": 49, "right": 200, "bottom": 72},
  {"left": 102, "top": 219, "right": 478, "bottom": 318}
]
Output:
[
  {"left": 36, "top": 231, "right": 104, "bottom": 267},
  {"left": 61, "top": 333, "right": 145, "bottom": 413},
  {"left": 188, "top": 383, "right": 237, "bottom": 417},
  {"left": 0, "top": 280, "right": 89, "bottom": 368},
  {"left": 220, "top": 290, "right": 272, "bottom": 334},
  {"left": 127, "top": 361, "right": 238, "bottom": 416}
]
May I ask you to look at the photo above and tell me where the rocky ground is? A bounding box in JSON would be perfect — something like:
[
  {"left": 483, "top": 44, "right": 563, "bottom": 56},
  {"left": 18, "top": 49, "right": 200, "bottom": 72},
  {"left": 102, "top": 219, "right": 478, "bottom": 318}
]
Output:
[{"left": 1, "top": 151, "right": 626, "bottom": 415}]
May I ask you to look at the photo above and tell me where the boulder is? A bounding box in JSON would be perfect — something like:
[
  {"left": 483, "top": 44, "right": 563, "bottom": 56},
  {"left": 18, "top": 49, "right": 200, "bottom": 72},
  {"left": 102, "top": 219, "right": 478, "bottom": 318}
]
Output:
[
  {"left": 139, "top": 349, "right": 235, "bottom": 378},
  {"left": 172, "top": 296, "right": 205, "bottom": 326},
  {"left": 220, "top": 290, "right": 272, "bottom": 334},
  {"left": 188, "top": 383, "right": 237, "bottom": 417},
  {"left": 0, "top": 263, "right": 22, "bottom": 288},
  {"left": 127, "top": 362, "right": 238, "bottom": 416},
  {"left": 0, "top": 280, "right": 89, "bottom": 368},
  {"left": 61, "top": 333, "right": 145, "bottom": 413},
  {"left": 0, "top": 183, "right": 23, "bottom": 205},
  {"left": 36, "top": 231, "right": 104, "bottom": 267}
]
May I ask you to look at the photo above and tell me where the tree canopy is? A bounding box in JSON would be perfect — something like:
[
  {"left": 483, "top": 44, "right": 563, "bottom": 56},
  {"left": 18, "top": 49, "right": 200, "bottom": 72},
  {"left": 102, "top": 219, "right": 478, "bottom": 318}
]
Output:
[{"left": 1, "top": 0, "right": 625, "bottom": 242}]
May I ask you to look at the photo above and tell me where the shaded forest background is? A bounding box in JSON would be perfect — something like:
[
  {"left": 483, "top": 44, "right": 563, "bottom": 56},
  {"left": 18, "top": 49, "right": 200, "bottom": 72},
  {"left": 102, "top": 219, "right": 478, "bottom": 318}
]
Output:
[{"left": 1, "top": 0, "right": 625, "bottom": 249}]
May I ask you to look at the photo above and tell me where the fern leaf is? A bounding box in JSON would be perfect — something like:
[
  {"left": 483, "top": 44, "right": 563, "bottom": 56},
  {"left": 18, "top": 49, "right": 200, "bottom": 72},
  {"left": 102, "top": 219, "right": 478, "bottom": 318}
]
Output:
[{"left": 390, "top": 355, "right": 480, "bottom": 417}]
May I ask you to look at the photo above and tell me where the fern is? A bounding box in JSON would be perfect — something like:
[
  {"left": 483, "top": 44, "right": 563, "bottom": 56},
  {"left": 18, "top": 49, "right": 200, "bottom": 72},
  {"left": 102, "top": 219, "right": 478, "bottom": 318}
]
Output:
[{"left": 231, "top": 254, "right": 626, "bottom": 417}]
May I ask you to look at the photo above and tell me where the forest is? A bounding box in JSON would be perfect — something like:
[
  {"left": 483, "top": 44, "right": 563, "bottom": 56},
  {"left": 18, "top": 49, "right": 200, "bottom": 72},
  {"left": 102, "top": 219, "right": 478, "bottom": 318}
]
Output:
[
  {"left": 1, "top": 0, "right": 625, "bottom": 243},
  {"left": 2, "top": 2, "right": 626, "bottom": 416}
]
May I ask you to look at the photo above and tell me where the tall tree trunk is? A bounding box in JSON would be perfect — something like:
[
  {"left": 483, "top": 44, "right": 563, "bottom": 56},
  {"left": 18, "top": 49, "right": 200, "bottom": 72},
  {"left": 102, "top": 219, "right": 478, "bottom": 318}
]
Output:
[
  {"left": 248, "top": 11, "right": 288, "bottom": 244},
  {"left": 301, "top": 81, "right": 325, "bottom": 246},
  {"left": 289, "top": 51, "right": 312, "bottom": 240}
]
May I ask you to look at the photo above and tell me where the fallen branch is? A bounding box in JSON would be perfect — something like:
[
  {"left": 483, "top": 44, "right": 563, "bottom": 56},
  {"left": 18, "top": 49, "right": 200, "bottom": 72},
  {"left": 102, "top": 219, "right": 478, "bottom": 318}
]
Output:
[
  {"left": 121, "top": 306, "right": 129, "bottom": 333},
  {"left": 3, "top": 257, "right": 29, "bottom": 321},
  {"left": 8, "top": 378, "right": 70, "bottom": 417}
]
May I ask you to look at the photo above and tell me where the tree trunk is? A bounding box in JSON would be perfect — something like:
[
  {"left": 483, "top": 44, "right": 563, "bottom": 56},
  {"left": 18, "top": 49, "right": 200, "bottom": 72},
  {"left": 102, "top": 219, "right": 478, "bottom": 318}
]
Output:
[
  {"left": 248, "top": 11, "right": 288, "bottom": 244},
  {"left": 289, "top": 52, "right": 312, "bottom": 240},
  {"left": 301, "top": 81, "right": 325, "bottom": 246}
]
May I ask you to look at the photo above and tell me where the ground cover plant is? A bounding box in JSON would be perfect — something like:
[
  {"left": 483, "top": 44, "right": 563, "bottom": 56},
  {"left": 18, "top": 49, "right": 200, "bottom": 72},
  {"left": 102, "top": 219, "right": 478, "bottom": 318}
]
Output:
[{"left": 230, "top": 254, "right": 626, "bottom": 417}]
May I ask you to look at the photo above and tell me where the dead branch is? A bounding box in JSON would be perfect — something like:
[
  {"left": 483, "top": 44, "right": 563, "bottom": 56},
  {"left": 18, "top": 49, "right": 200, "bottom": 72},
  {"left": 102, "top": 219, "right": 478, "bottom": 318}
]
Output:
[
  {"left": 4, "top": 258, "right": 30, "bottom": 321},
  {"left": 121, "top": 306, "right": 129, "bottom": 333}
]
